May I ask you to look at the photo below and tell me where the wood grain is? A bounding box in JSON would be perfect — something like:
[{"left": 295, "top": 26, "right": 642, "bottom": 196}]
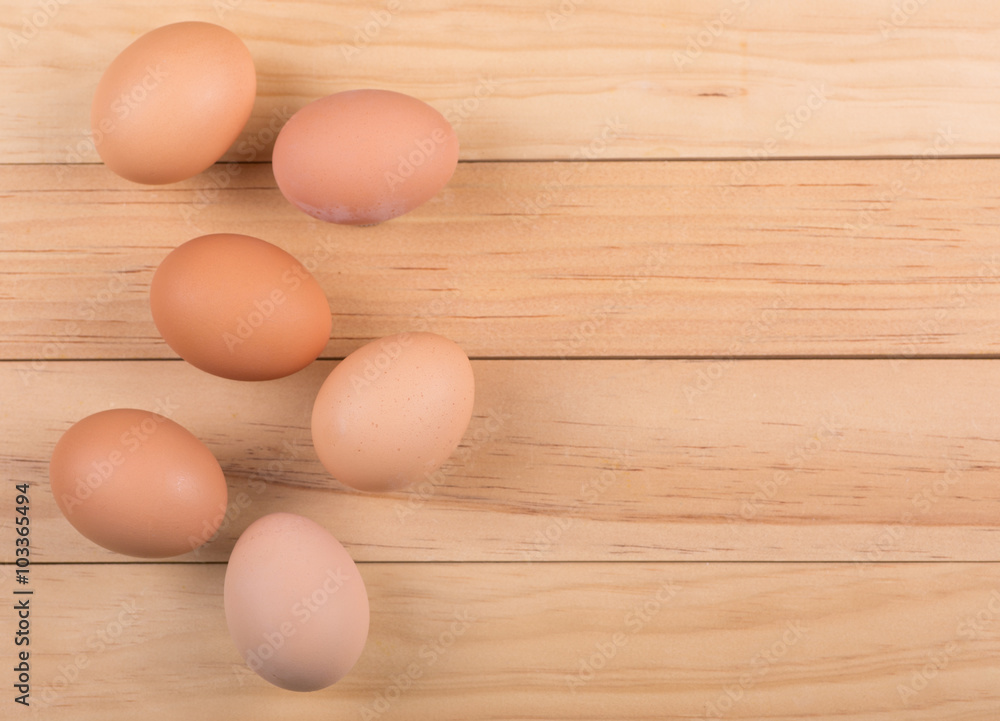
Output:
[
  {"left": 3, "top": 159, "right": 1000, "bottom": 360},
  {"left": 12, "top": 562, "right": 1000, "bottom": 719},
  {"left": 4, "top": 359, "right": 1000, "bottom": 564},
  {"left": 3, "top": 0, "right": 1000, "bottom": 163},
  {"left": 5, "top": 2, "right": 1000, "bottom": 717}
]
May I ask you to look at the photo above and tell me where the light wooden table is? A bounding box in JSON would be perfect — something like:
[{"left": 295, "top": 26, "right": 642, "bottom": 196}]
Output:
[{"left": 3, "top": 1, "right": 1000, "bottom": 718}]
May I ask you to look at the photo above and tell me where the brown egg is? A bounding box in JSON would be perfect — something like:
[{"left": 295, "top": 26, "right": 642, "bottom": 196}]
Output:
[
  {"left": 311, "top": 332, "right": 475, "bottom": 492},
  {"left": 224, "top": 513, "right": 370, "bottom": 692},
  {"left": 49, "top": 409, "right": 228, "bottom": 558},
  {"left": 150, "top": 233, "right": 332, "bottom": 381},
  {"left": 91, "top": 22, "right": 256, "bottom": 184},
  {"left": 272, "top": 89, "right": 459, "bottom": 225}
]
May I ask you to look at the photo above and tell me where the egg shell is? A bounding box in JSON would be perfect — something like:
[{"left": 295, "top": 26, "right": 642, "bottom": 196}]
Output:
[
  {"left": 150, "top": 233, "right": 332, "bottom": 381},
  {"left": 91, "top": 22, "right": 256, "bottom": 184},
  {"left": 311, "top": 332, "right": 475, "bottom": 492},
  {"left": 48, "top": 409, "right": 227, "bottom": 558},
  {"left": 272, "top": 89, "right": 459, "bottom": 225},
  {"left": 224, "top": 513, "right": 370, "bottom": 692}
]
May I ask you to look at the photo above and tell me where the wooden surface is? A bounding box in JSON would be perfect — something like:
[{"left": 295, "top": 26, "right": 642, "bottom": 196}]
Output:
[
  {"left": 14, "top": 563, "right": 1000, "bottom": 720},
  {"left": 3, "top": 0, "right": 1000, "bottom": 718},
  {"left": 4, "top": 0, "right": 1000, "bottom": 161},
  {"left": 5, "top": 159, "right": 1000, "bottom": 360},
  {"left": 5, "top": 359, "right": 1000, "bottom": 563}
]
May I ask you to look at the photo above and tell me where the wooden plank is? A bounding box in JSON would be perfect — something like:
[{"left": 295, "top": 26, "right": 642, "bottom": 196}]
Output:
[
  {"left": 12, "top": 562, "right": 1000, "bottom": 719},
  {"left": 3, "top": 160, "right": 1000, "bottom": 360},
  {"left": 3, "top": 1, "right": 1000, "bottom": 163},
  {"left": 5, "top": 359, "right": 1000, "bottom": 564}
]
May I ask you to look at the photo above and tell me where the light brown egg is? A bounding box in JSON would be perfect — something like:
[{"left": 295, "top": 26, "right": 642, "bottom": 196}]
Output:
[
  {"left": 272, "top": 89, "right": 459, "bottom": 225},
  {"left": 49, "top": 409, "right": 228, "bottom": 558},
  {"left": 91, "top": 22, "right": 256, "bottom": 184},
  {"left": 150, "top": 233, "right": 332, "bottom": 381},
  {"left": 224, "top": 513, "right": 370, "bottom": 692},
  {"left": 311, "top": 332, "right": 475, "bottom": 492}
]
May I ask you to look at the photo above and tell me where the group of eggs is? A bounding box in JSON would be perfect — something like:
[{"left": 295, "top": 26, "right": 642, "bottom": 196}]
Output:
[{"left": 48, "top": 21, "right": 474, "bottom": 692}]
